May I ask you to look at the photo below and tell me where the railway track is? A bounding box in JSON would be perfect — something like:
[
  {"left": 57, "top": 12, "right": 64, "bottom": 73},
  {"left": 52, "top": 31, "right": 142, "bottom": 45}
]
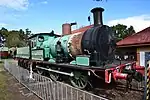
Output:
[{"left": 89, "top": 80, "right": 144, "bottom": 100}]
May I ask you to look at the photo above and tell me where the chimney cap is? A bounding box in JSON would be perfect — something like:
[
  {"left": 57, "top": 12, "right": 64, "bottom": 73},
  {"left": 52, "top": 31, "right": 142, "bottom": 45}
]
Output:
[
  {"left": 91, "top": 7, "right": 104, "bottom": 13},
  {"left": 62, "top": 23, "right": 70, "bottom": 25}
]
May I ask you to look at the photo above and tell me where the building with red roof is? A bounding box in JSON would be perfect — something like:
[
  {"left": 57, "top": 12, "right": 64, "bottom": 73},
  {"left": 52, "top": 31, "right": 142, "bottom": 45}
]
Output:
[
  {"left": 117, "top": 26, "right": 150, "bottom": 66},
  {"left": 117, "top": 27, "right": 150, "bottom": 47}
]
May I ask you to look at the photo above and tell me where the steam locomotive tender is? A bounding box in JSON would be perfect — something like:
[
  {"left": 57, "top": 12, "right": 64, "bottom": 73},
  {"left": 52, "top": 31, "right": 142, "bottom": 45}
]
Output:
[{"left": 17, "top": 7, "right": 144, "bottom": 89}]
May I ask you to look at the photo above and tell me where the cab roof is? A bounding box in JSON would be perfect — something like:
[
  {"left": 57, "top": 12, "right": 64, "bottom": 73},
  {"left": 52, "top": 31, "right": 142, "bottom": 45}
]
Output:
[{"left": 28, "top": 30, "right": 61, "bottom": 39}]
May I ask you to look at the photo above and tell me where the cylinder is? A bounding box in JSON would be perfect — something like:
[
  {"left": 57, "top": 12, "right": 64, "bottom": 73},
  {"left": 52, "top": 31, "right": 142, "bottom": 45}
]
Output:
[
  {"left": 62, "top": 23, "right": 71, "bottom": 35},
  {"left": 91, "top": 7, "right": 104, "bottom": 26}
]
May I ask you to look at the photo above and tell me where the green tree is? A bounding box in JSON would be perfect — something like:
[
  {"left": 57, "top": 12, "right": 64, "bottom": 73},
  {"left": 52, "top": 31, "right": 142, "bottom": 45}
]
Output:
[
  {"left": 127, "top": 26, "right": 135, "bottom": 36},
  {"left": 7, "top": 30, "right": 24, "bottom": 47},
  {"left": 0, "top": 27, "right": 29, "bottom": 48},
  {"left": 0, "top": 27, "right": 9, "bottom": 37},
  {"left": 19, "top": 29, "right": 25, "bottom": 40},
  {"left": 111, "top": 24, "right": 135, "bottom": 42}
]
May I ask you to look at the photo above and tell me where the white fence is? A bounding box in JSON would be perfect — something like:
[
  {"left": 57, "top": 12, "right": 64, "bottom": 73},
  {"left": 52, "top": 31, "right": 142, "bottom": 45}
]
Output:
[{"left": 4, "top": 60, "right": 108, "bottom": 100}]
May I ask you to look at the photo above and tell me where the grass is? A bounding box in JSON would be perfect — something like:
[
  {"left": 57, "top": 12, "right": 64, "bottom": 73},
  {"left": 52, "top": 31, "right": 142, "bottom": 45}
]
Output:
[{"left": 0, "top": 62, "right": 11, "bottom": 100}]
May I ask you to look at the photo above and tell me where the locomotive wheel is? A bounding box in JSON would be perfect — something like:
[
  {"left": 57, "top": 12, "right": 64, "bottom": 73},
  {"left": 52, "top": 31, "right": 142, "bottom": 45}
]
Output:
[
  {"left": 48, "top": 67, "right": 59, "bottom": 81},
  {"left": 69, "top": 71, "right": 88, "bottom": 89}
]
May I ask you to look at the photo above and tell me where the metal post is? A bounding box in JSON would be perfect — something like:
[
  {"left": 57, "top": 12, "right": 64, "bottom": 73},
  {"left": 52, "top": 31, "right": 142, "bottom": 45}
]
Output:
[
  {"left": 144, "top": 60, "right": 150, "bottom": 100},
  {"left": 146, "top": 61, "right": 150, "bottom": 100},
  {"left": 144, "top": 61, "right": 147, "bottom": 100},
  {"left": 18, "top": 62, "right": 20, "bottom": 83}
]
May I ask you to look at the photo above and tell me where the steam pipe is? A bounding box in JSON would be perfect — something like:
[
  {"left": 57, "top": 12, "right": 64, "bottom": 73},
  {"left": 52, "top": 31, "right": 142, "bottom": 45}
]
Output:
[
  {"left": 91, "top": 7, "right": 104, "bottom": 26},
  {"left": 71, "top": 22, "right": 77, "bottom": 26}
]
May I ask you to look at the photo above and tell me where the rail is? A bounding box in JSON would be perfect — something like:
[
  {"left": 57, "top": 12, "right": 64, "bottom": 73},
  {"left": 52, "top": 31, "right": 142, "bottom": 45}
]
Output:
[{"left": 4, "top": 60, "right": 108, "bottom": 100}]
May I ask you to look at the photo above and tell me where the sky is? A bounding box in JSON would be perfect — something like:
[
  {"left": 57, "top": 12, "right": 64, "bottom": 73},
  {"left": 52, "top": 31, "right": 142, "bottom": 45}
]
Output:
[{"left": 0, "top": 0, "right": 150, "bottom": 34}]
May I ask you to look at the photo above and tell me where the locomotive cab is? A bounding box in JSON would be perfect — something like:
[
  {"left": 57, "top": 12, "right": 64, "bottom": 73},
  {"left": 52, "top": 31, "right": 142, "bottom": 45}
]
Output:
[{"left": 28, "top": 32, "right": 60, "bottom": 61}]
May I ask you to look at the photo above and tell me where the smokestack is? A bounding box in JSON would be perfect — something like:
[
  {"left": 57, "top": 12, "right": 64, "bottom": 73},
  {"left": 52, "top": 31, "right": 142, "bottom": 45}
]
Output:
[
  {"left": 62, "top": 23, "right": 71, "bottom": 35},
  {"left": 91, "top": 7, "right": 104, "bottom": 26},
  {"left": 62, "top": 22, "right": 77, "bottom": 35}
]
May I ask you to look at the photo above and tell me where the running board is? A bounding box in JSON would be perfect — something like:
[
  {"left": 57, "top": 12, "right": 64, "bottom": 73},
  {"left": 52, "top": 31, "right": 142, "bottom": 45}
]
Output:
[{"left": 36, "top": 66, "right": 74, "bottom": 77}]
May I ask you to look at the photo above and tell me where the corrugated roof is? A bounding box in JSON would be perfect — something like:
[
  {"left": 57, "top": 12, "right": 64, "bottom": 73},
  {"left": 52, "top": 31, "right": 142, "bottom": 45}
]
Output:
[
  {"left": 72, "top": 25, "right": 93, "bottom": 33},
  {"left": 117, "top": 26, "right": 150, "bottom": 47}
]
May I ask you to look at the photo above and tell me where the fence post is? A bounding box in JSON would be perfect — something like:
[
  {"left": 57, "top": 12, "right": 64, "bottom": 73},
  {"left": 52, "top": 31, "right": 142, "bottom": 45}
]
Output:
[
  {"left": 29, "top": 62, "right": 33, "bottom": 79},
  {"left": 17, "top": 62, "right": 20, "bottom": 83},
  {"left": 4, "top": 59, "right": 6, "bottom": 70}
]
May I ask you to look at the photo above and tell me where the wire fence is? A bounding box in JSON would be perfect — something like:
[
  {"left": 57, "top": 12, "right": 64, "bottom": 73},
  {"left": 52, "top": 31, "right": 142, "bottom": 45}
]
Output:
[{"left": 4, "top": 60, "right": 108, "bottom": 100}]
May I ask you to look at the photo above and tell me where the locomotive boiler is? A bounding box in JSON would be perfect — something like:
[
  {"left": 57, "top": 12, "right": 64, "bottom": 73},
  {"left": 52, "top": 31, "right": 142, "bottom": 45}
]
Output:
[{"left": 16, "top": 7, "right": 144, "bottom": 89}]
